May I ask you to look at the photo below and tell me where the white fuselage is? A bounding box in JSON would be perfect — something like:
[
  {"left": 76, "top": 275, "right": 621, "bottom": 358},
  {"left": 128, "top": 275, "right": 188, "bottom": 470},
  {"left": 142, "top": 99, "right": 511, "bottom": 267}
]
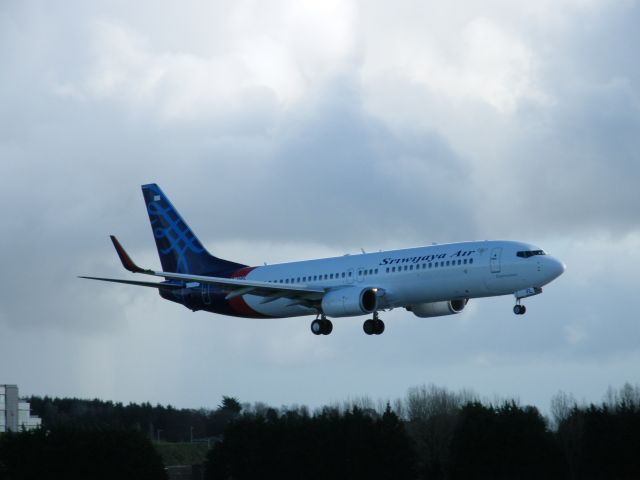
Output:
[{"left": 240, "top": 240, "right": 565, "bottom": 318}]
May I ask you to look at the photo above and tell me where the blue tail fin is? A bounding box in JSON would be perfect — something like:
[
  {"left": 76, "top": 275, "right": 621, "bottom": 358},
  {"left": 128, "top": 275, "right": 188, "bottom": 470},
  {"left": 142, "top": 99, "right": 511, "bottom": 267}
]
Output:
[{"left": 141, "top": 184, "right": 246, "bottom": 275}]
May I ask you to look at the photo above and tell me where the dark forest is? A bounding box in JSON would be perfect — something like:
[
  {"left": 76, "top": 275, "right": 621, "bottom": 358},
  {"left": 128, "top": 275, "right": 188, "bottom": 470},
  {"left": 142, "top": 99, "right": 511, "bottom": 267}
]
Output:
[{"left": 1, "top": 383, "right": 639, "bottom": 479}]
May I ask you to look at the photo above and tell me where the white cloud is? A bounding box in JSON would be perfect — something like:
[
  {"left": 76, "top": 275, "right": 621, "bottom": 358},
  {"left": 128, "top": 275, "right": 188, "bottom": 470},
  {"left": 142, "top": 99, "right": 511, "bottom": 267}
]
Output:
[
  {"left": 54, "top": 1, "right": 357, "bottom": 122},
  {"left": 358, "top": 4, "right": 553, "bottom": 115}
]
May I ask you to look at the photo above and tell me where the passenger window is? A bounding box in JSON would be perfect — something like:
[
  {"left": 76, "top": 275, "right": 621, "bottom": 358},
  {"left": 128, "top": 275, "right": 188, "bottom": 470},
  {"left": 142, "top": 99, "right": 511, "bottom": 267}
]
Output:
[
  {"left": 324, "top": 274, "right": 328, "bottom": 280},
  {"left": 458, "top": 260, "right": 461, "bottom": 265},
  {"left": 463, "top": 259, "right": 467, "bottom": 265},
  {"left": 392, "top": 267, "right": 396, "bottom": 272},
  {"left": 348, "top": 272, "right": 352, "bottom": 277},
  {"left": 375, "top": 268, "right": 378, "bottom": 274},
  {"left": 330, "top": 274, "right": 334, "bottom": 279},
  {"left": 469, "top": 259, "right": 474, "bottom": 264},
  {"left": 342, "top": 272, "right": 345, "bottom": 278},
  {"left": 386, "top": 268, "right": 389, "bottom": 273},
  {"left": 409, "top": 265, "right": 413, "bottom": 270},
  {"left": 446, "top": 261, "right": 450, "bottom": 266},
  {"left": 404, "top": 266, "right": 408, "bottom": 271},
  {"left": 429, "top": 263, "right": 432, "bottom": 268}
]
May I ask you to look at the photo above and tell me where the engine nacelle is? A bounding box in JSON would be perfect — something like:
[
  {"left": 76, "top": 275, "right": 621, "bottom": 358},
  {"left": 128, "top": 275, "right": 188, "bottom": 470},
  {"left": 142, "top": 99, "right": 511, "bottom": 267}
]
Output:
[
  {"left": 321, "top": 287, "right": 378, "bottom": 318},
  {"left": 406, "top": 299, "right": 468, "bottom": 318}
]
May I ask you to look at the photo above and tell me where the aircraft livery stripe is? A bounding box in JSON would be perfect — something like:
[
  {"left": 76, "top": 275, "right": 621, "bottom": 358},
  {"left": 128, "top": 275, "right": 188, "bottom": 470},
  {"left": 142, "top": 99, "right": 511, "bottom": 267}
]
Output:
[{"left": 228, "top": 266, "right": 270, "bottom": 318}]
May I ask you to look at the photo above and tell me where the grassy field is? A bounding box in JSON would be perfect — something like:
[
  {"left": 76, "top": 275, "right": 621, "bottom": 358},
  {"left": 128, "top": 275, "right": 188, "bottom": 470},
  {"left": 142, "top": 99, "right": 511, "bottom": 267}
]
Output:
[{"left": 154, "top": 441, "right": 211, "bottom": 466}]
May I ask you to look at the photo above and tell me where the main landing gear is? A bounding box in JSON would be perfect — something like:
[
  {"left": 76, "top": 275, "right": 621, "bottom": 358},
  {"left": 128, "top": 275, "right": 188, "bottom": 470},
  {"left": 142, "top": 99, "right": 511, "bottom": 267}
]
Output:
[
  {"left": 363, "top": 312, "right": 385, "bottom": 335},
  {"left": 311, "top": 315, "right": 333, "bottom": 335}
]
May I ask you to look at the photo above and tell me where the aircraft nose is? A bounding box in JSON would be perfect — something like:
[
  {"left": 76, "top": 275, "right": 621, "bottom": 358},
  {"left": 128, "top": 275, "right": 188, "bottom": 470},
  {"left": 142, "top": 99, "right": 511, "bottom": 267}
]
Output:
[{"left": 547, "top": 256, "right": 566, "bottom": 280}]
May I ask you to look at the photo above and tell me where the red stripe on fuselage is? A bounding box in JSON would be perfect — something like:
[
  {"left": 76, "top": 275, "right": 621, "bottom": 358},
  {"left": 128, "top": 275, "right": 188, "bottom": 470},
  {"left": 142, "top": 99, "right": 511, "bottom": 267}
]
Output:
[{"left": 228, "top": 266, "right": 270, "bottom": 318}]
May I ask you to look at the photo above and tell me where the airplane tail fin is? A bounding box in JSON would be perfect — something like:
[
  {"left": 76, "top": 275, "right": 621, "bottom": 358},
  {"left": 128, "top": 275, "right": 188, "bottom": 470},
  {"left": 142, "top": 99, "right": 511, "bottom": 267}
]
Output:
[{"left": 141, "top": 184, "right": 246, "bottom": 275}]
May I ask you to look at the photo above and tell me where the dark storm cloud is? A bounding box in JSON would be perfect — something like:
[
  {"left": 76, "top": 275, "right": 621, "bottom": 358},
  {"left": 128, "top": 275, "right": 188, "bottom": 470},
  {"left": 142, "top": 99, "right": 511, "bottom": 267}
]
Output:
[
  {"left": 180, "top": 79, "right": 475, "bottom": 249},
  {"left": 499, "top": 2, "right": 640, "bottom": 237},
  {"left": 506, "top": 81, "right": 640, "bottom": 236}
]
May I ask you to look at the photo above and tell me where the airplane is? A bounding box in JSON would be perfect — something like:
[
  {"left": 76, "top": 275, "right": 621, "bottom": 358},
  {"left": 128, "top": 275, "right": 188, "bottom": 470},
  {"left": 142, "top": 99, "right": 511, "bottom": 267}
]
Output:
[{"left": 81, "top": 183, "right": 565, "bottom": 335}]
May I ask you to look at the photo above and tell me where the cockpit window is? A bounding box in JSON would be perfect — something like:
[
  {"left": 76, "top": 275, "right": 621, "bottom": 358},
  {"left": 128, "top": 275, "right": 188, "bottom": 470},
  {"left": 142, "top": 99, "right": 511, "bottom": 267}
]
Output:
[{"left": 517, "top": 250, "right": 546, "bottom": 258}]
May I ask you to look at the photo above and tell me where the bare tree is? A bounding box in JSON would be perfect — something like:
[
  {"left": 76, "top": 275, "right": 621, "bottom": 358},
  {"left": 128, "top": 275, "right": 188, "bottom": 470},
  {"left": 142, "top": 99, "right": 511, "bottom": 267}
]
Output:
[
  {"left": 402, "top": 384, "right": 477, "bottom": 478},
  {"left": 603, "top": 382, "right": 640, "bottom": 411},
  {"left": 550, "top": 390, "right": 577, "bottom": 431}
]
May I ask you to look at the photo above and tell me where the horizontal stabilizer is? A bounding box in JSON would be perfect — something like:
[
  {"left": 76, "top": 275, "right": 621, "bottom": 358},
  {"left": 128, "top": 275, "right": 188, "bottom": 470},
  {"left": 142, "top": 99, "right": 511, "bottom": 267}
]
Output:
[{"left": 78, "top": 276, "right": 183, "bottom": 290}]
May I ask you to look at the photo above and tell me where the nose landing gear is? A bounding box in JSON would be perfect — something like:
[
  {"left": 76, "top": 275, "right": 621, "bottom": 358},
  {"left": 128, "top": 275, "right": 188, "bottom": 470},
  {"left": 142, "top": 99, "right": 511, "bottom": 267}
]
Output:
[
  {"left": 513, "top": 287, "right": 542, "bottom": 315},
  {"left": 311, "top": 315, "right": 333, "bottom": 335},
  {"left": 363, "top": 312, "right": 385, "bottom": 335},
  {"left": 513, "top": 304, "right": 527, "bottom": 315}
]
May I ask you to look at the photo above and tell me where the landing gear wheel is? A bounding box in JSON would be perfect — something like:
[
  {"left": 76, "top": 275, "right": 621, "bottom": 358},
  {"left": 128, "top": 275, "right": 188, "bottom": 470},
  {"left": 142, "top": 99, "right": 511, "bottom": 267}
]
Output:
[
  {"left": 373, "top": 319, "right": 385, "bottom": 335},
  {"left": 513, "top": 305, "right": 526, "bottom": 315},
  {"left": 363, "top": 317, "right": 385, "bottom": 335},
  {"left": 322, "top": 319, "right": 333, "bottom": 335},
  {"left": 311, "top": 319, "right": 323, "bottom": 335},
  {"left": 311, "top": 317, "right": 333, "bottom": 335},
  {"left": 363, "top": 319, "right": 375, "bottom": 335}
]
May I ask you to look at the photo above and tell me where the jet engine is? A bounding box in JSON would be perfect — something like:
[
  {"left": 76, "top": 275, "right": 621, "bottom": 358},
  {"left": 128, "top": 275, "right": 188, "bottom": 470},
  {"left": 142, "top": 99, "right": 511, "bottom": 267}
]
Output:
[
  {"left": 406, "top": 299, "right": 468, "bottom": 318},
  {"left": 321, "top": 287, "right": 378, "bottom": 317}
]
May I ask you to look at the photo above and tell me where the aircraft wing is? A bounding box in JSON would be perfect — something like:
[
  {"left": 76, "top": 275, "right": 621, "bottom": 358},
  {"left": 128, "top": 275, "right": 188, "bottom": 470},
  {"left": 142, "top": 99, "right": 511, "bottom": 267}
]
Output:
[
  {"left": 80, "top": 236, "right": 326, "bottom": 303},
  {"left": 140, "top": 270, "right": 325, "bottom": 302}
]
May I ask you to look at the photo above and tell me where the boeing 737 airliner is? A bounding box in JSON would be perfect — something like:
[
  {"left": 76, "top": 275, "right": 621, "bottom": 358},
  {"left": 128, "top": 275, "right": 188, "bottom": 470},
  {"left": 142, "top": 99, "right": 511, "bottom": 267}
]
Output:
[{"left": 81, "top": 184, "right": 565, "bottom": 335}]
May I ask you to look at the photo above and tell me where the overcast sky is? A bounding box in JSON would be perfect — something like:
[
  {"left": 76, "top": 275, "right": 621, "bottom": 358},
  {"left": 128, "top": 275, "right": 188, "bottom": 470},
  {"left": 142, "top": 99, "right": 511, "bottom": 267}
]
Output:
[{"left": 1, "top": 0, "right": 639, "bottom": 415}]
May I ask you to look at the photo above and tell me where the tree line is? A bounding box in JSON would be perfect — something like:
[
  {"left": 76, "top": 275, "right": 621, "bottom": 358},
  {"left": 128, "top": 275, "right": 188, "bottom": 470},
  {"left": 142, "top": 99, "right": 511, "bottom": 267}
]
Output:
[
  {"left": 1, "top": 383, "right": 638, "bottom": 479},
  {"left": 26, "top": 395, "right": 243, "bottom": 442},
  {"left": 203, "top": 384, "right": 640, "bottom": 480}
]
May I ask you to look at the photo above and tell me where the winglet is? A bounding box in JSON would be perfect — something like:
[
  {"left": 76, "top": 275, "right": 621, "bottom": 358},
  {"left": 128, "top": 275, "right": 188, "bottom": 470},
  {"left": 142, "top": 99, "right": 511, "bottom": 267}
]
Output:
[{"left": 110, "top": 235, "right": 151, "bottom": 274}]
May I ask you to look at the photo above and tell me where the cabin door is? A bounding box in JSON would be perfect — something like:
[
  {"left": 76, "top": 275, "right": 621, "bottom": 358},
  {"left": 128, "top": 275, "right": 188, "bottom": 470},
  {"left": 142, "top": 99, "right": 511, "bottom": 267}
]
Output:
[{"left": 490, "top": 248, "right": 502, "bottom": 273}]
